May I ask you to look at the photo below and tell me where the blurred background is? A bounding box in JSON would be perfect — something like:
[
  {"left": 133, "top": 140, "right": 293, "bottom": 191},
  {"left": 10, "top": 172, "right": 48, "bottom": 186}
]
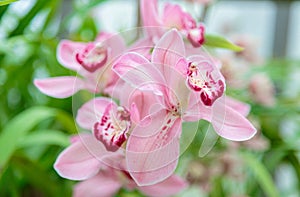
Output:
[{"left": 0, "top": 0, "right": 299, "bottom": 196}]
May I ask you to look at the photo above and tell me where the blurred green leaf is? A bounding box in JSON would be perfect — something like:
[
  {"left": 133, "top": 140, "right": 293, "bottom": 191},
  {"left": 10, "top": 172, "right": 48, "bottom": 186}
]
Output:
[
  {"left": 9, "top": 0, "right": 49, "bottom": 37},
  {"left": 241, "top": 152, "right": 280, "bottom": 197},
  {"left": 0, "top": 107, "right": 56, "bottom": 170},
  {"left": 0, "top": 106, "right": 75, "bottom": 173},
  {"left": 18, "top": 129, "right": 70, "bottom": 148},
  {"left": 0, "top": 0, "right": 17, "bottom": 6},
  {"left": 204, "top": 34, "right": 244, "bottom": 52},
  {"left": 11, "top": 155, "right": 69, "bottom": 197}
]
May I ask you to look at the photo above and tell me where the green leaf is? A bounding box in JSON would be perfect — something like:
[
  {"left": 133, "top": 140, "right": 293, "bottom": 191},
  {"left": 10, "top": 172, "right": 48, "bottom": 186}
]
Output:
[
  {"left": 0, "top": 106, "right": 74, "bottom": 172},
  {"left": 9, "top": 0, "right": 49, "bottom": 37},
  {"left": 240, "top": 152, "right": 280, "bottom": 197},
  {"left": 0, "top": 107, "right": 56, "bottom": 170},
  {"left": 204, "top": 34, "right": 244, "bottom": 52},
  {"left": 0, "top": 0, "right": 17, "bottom": 6},
  {"left": 11, "top": 155, "right": 67, "bottom": 197},
  {"left": 18, "top": 129, "right": 70, "bottom": 148}
]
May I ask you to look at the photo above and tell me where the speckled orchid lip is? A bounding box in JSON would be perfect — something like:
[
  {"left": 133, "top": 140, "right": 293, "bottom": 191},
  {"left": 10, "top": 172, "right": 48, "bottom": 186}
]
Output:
[
  {"left": 93, "top": 104, "right": 131, "bottom": 152},
  {"left": 187, "top": 61, "right": 225, "bottom": 106},
  {"left": 76, "top": 42, "right": 108, "bottom": 73}
]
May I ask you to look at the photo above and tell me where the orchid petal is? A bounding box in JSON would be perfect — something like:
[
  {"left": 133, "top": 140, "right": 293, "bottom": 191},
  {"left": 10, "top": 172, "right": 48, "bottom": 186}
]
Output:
[
  {"left": 198, "top": 98, "right": 257, "bottom": 141},
  {"left": 141, "top": 0, "right": 163, "bottom": 37},
  {"left": 34, "top": 76, "right": 85, "bottom": 98},
  {"left": 152, "top": 29, "right": 185, "bottom": 72},
  {"left": 129, "top": 37, "right": 154, "bottom": 60},
  {"left": 126, "top": 110, "right": 181, "bottom": 186},
  {"left": 139, "top": 175, "right": 187, "bottom": 197},
  {"left": 98, "top": 33, "right": 126, "bottom": 59},
  {"left": 73, "top": 170, "right": 121, "bottom": 197},
  {"left": 112, "top": 52, "right": 165, "bottom": 94},
  {"left": 76, "top": 98, "right": 115, "bottom": 130},
  {"left": 184, "top": 96, "right": 256, "bottom": 141},
  {"left": 57, "top": 40, "right": 85, "bottom": 71},
  {"left": 211, "top": 102, "right": 256, "bottom": 141},
  {"left": 225, "top": 96, "right": 250, "bottom": 117},
  {"left": 54, "top": 135, "right": 102, "bottom": 180},
  {"left": 162, "top": 4, "right": 184, "bottom": 29}
]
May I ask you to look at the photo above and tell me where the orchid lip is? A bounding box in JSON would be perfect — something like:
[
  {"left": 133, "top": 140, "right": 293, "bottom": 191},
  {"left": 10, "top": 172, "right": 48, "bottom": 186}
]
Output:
[
  {"left": 93, "top": 104, "right": 131, "bottom": 152},
  {"left": 186, "top": 61, "right": 225, "bottom": 106},
  {"left": 187, "top": 26, "right": 205, "bottom": 48},
  {"left": 75, "top": 42, "right": 108, "bottom": 73}
]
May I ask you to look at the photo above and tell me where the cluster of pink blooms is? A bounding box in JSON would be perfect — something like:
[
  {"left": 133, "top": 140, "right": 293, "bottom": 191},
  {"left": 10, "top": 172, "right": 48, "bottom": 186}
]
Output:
[{"left": 35, "top": 0, "right": 257, "bottom": 196}]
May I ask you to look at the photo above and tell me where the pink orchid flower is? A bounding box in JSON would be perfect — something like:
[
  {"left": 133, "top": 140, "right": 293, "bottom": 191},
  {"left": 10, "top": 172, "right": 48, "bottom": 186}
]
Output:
[
  {"left": 34, "top": 32, "right": 126, "bottom": 98},
  {"left": 54, "top": 134, "right": 187, "bottom": 197},
  {"left": 76, "top": 81, "right": 159, "bottom": 152},
  {"left": 76, "top": 97, "right": 133, "bottom": 152},
  {"left": 113, "top": 29, "right": 256, "bottom": 186},
  {"left": 141, "top": 0, "right": 205, "bottom": 47}
]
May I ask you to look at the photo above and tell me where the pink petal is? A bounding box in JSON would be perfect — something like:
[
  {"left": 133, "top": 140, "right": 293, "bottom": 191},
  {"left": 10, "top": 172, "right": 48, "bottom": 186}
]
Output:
[
  {"left": 57, "top": 40, "right": 85, "bottom": 71},
  {"left": 184, "top": 96, "right": 256, "bottom": 141},
  {"left": 76, "top": 98, "right": 115, "bottom": 130},
  {"left": 97, "top": 33, "right": 126, "bottom": 59},
  {"left": 54, "top": 135, "right": 103, "bottom": 180},
  {"left": 73, "top": 170, "right": 121, "bottom": 197},
  {"left": 225, "top": 96, "right": 250, "bottom": 117},
  {"left": 151, "top": 29, "right": 185, "bottom": 73},
  {"left": 139, "top": 175, "right": 187, "bottom": 197},
  {"left": 112, "top": 52, "right": 165, "bottom": 94},
  {"left": 141, "top": 0, "right": 163, "bottom": 37},
  {"left": 129, "top": 37, "right": 154, "bottom": 60},
  {"left": 203, "top": 98, "right": 257, "bottom": 141},
  {"left": 127, "top": 89, "right": 161, "bottom": 121},
  {"left": 34, "top": 76, "right": 85, "bottom": 98},
  {"left": 162, "top": 3, "right": 195, "bottom": 30},
  {"left": 126, "top": 110, "right": 182, "bottom": 186}
]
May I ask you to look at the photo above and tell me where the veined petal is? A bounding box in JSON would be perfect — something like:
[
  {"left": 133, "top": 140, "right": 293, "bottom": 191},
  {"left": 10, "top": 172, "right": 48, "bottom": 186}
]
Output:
[
  {"left": 139, "top": 175, "right": 187, "bottom": 197},
  {"left": 112, "top": 52, "right": 165, "bottom": 94},
  {"left": 76, "top": 98, "right": 114, "bottom": 130},
  {"left": 73, "top": 170, "right": 121, "bottom": 197},
  {"left": 34, "top": 76, "right": 85, "bottom": 98},
  {"left": 184, "top": 97, "right": 256, "bottom": 140},
  {"left": 126, "top": 110, "right": 182, "bottom": 186},
  {"left": 203, "top": 98, "right": 256, "bottom": 141},
  {"left": 141, "top": 0, "right": 163, "bottom": 37},
  {"left": 225, "top": 96, "right": 250, "bottom": 117},
  {"left": 162, "top": 3, "right": 196, "bottom": 31},
  {"left": 151, "top": 29, "right": 186, "bottom": 72},
  {"left": 54, "top": 135, "right": 103, "bottom": 180},
  {"left": 97, "top": 32, "right": 127, "bottom": 59},
  {"left": 57, "top": 40, "right": 85, "bottom": 71},
  {"left": 127, "top": 88, "right": 161, "bottom": 122},
  {"left": 129, "top": 37, "right": 154, "bottom": 60}
]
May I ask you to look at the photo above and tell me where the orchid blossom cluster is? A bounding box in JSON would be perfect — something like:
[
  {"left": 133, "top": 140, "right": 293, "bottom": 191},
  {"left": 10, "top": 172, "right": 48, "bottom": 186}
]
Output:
[{"left": 35, "top": 0, "right": 257, "bottom": 196}]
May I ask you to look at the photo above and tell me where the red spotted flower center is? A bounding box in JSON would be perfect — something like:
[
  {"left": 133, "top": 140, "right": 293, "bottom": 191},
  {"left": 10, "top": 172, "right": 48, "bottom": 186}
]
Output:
[
  {"left": 187, "top": 61, "right": 225, "bottom": 106},
  {"left": 94, "top": 104, "right": 131, "bottom": 152}
]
